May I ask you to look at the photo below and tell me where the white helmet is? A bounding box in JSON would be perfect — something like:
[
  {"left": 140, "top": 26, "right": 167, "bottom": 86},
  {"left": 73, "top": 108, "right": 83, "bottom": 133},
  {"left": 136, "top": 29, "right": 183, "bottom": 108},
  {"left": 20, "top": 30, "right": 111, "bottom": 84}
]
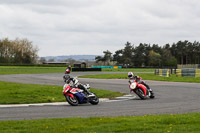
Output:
[{"left": 128, "top": 72, "right": 133, "bottom": 78}]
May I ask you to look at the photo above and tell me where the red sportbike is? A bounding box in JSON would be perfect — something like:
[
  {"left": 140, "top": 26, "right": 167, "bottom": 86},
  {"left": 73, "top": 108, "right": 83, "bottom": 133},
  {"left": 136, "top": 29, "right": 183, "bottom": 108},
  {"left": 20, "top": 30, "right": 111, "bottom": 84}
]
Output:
[
  {"left": 63, "top": 80, "right": 99, "bottom": 106},
  {"left": 129, "top": 79, "right": 155, "bottom": 99}
]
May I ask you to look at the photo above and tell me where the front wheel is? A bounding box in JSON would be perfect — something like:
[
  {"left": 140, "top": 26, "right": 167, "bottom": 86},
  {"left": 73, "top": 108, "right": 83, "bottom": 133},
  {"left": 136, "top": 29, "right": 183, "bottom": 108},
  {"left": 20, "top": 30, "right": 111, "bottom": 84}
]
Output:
[
  {"left": 136, "top": 88, "right": 146, "bottom": 100},
  {"left": 89, "top": 93, "right": 99, "bottom": 105},
  {"left": 65, "top": 95, "right": 79, "bottom": 106}
]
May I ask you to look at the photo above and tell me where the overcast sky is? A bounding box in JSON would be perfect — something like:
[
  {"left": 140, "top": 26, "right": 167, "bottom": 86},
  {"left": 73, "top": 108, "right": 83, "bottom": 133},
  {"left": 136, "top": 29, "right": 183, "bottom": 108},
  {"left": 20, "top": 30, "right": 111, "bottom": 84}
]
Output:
[{"left": 1, "top": 0, "right": 200, "bottom": 57}]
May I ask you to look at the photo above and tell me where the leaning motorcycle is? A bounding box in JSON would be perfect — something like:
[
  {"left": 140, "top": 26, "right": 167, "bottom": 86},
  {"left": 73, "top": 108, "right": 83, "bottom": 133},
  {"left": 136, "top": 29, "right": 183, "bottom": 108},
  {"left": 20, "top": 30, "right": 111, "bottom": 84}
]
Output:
[
  {"left": 63, "top": 79, "right": 99, "bottom": 106},
  {"left": 129, "top": 79, "right": 155, "bottom": 99}
]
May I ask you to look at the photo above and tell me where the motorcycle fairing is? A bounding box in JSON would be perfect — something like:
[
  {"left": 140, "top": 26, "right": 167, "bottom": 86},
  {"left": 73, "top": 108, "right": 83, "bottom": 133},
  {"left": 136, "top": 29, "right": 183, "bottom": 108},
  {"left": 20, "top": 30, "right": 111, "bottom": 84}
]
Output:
[
  {"left": 74, "top": 92, "right": 87, "bottom": 103},
  {"left": 65, "top": 92, "right": 74, "bottom": 98},
  {"left": 70, "top": 88, "right": 82, "bottom": 94},
  {"left": 63, "top": 84, "right": 71, "bottom": 94},
  {"left": 138, "top": 84, "right": 147, "bottom": 96},
  {"left": 129, "top": 82, "right": 137, "bottom": 90}
]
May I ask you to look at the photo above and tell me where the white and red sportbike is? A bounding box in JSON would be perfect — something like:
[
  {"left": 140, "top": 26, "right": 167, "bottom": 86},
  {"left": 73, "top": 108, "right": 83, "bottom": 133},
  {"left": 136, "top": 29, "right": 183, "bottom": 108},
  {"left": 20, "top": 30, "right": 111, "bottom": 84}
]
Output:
[{"left": 129, "top": 79, "right": 155, "bottom": 99}]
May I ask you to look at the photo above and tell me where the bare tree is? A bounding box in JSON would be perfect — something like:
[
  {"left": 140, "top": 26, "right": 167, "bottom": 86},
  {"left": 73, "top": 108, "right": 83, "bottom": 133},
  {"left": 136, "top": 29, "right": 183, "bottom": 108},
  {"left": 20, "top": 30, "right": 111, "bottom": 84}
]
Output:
[{"left": 0, "top": 38, "right": 39, "bottom": 64}]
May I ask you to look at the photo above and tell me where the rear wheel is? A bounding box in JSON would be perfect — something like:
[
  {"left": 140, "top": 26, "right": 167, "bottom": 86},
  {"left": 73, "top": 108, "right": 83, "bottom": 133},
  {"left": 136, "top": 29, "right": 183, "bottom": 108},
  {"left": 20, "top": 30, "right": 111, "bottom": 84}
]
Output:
[
  {"left": 89, "top": 93, "right": 99, "bottom": 105},
  {"left": 65, "top": 95, "right": 79, "bottom": 106},
  {"left": 136, "top": 88, "right": 145, "bottom": 100}
]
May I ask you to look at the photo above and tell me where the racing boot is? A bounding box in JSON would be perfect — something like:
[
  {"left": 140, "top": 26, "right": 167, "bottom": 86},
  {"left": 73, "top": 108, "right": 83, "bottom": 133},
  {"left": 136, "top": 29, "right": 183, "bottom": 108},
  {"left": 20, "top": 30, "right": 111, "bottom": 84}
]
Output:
[
  {"left": 149, "top": 89, "right": 155, "bottom": 98},
  {"left": 84, "top": 89, "right": 93, "bottom": 98}
]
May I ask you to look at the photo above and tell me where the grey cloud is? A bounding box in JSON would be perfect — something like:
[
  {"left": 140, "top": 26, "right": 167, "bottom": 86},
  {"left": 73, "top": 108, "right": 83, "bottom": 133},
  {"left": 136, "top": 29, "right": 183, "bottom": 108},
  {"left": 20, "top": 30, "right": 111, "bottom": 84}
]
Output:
[{"left": 1, "top": 0, "right": 200, "bottom": 56}]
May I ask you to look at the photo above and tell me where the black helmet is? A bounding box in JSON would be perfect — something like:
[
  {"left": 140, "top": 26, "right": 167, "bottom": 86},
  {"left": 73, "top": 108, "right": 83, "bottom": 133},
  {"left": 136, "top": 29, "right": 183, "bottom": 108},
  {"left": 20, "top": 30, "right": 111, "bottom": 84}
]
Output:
[{"left": 63, "top": 74, "right": 70, "bottom": 83}]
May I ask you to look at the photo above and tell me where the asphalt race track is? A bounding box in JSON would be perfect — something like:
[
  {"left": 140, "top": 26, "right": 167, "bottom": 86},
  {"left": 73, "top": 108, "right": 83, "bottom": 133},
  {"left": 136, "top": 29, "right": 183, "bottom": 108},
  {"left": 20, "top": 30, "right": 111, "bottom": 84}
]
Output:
[{"left": 0, "top": 72, "right": 200, "bottom": 121}]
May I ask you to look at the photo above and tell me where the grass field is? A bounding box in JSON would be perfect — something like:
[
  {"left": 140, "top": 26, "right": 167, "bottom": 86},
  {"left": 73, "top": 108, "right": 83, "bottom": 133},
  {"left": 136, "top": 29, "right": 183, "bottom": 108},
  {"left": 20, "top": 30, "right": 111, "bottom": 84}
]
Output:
[
  {"left": 0, "top": 81, "right": 125, "bottom": 104},
  {"left": 0, "top": 66, "right": 66, "bottom": 74},
  {"left": 0, "top": 66, "right": 154, "bottom": 74},
  {"left": 79, "top": 73, "right": 200, "bottom": 83},
  {"left": 0, "top": 113, "right": 199, "bottom": 133}
]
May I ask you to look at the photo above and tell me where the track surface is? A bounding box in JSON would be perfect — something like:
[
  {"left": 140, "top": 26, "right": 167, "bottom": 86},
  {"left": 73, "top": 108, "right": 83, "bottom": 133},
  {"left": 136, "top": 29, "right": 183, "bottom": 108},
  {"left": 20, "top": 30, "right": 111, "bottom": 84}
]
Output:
[{"left": 0, "top": 72, "right": 200, "bottom": 121}]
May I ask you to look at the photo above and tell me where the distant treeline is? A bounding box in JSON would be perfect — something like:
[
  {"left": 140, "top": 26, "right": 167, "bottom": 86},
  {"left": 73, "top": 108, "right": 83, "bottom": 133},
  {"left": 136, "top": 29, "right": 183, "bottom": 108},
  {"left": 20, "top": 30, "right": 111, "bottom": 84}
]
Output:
[
  {"left": 0, "top": 38, "right": 38, "bottom": 64},
  {"left": 96, "top": 40, "right": 200, "bottom": 67}
]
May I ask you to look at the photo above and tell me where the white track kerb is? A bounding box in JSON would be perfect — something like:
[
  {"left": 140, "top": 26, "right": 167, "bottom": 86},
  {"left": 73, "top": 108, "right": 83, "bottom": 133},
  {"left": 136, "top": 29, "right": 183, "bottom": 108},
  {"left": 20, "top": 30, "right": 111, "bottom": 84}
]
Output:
[{"left": 0, "top": 95, "right": 136, "bottom": 108}]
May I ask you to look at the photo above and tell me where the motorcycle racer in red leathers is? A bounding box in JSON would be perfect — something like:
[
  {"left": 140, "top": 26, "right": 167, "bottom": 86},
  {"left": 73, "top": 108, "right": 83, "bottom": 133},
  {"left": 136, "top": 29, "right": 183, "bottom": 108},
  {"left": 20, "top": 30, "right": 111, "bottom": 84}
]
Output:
[{"left": 128, "top": 72, "right": 154, "bottom": 98}]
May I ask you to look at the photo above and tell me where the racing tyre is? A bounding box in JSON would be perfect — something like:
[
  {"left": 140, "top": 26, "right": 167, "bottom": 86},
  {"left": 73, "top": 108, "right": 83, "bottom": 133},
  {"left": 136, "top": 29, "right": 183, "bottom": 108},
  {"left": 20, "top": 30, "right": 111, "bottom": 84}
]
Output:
[
  {"left": 89, "top": 93, "right": 99, "bottom": 105},
  {"left": 136, "top": 88, "right": 145, "bottom": 100},
  {"left": 65, "top": 95, "right": 79, "bottom": 106}
]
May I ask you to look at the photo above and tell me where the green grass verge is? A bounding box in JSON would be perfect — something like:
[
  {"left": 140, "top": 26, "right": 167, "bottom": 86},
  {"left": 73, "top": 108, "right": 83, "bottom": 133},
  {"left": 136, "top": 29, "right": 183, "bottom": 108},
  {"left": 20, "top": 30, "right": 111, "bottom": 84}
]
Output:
[
  {"left": 0, "top": 66, "right": 66, "bottom": 74},
  {"left": 0, "top": 81, "right": 124, "bottom": 104},
  {"left": 0, "top": 113, "right": 200, "bottom": 133},
  {"left": 79, "top": 73, "right": 200, "bottom": 83}
]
